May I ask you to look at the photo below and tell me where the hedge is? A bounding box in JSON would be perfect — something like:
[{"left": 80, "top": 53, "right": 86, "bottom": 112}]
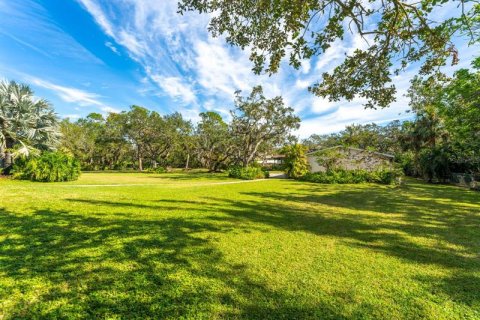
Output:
[
  {"left": 228, "top": 166, "right": 269, "bottom": 180},
  {"left": 12, "top": 152, "right": 81, "bottom": 182},
  {"left": 299, "top": 169, "right": 403, "bottom": 185}
]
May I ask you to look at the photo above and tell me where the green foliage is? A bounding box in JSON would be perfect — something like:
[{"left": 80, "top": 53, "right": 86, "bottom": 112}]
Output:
[
  {"left": 396, "top": 151, "right": 417, "bottom": 177},
  {"left": 228, "top": 166, "right": 267, "bottom": 180},
  {"left": 303, "top": 121, "right": 404, "bottom": 156},
  {"left": 144, "top": 167, "right": 166, "bottom": 174},
  {"left": 314, "top": 147, "right": 345, "bottom": 171},
  {"left": 179, "top": 0, "right": 478, "bottom": 109},
  {"left": 300, "top": 169, "right": 403, "bottom": 185},
  {"left": 231, "top": 86, "right": 300, "bottom": 166},
  {"left": 196, "top": 111, "right": 233, "bottom": 171},
  {"left": 281, "top": 144, "right": 309, "bottom": 178},
  {"left": 12, "top": 152, "right": 81, "bottom": 182},
  {"left": 0, "top": 80, "right": 59, "bottom": 171},
  {"left": 418, "top": 146, "right": 451, "bottom": 182}
]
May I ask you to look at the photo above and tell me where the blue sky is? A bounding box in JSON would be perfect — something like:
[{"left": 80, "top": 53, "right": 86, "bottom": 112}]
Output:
[{"left": 0, "top": 0, "right": 478, "bottom": 137}]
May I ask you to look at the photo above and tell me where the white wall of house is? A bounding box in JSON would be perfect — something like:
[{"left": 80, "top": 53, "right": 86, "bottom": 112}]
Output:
[{"left": 307, "top": 156, "right": 325, "bottom": 172}]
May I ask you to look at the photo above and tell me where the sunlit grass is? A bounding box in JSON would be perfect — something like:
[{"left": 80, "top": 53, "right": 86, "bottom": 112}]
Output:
[{"left": 0, "top": 173, "right": 479, "bottom": 319}]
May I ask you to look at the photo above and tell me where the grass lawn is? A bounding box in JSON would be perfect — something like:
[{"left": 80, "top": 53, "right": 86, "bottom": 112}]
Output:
[{"left": 0, "top": 172, "right": 479, "bottom": 319}]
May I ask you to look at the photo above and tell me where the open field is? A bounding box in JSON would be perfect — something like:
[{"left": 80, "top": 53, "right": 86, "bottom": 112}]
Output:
[{"left": 0, "top": 172, "right": 479, "bottom": 319}]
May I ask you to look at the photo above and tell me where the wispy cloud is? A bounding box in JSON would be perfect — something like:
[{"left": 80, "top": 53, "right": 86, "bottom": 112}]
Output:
[
  {"left": 105, "top": 41, "right": 119, "bottom": 55},
  {"left": 40, "top": 0, "right": 479, "bottom": 135},
  {"left": 0, "top": 0, "right": 103, "bottom": 65},
  {"left": 151, "top": 75, "right": 196, "bottom": 104},
  {"left": 28, "top": 77, "right": 120, "bottom": 113}
]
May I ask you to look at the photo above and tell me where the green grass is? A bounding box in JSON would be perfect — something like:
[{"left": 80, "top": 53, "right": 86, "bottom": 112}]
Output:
[{"left": 0, "top": 172, "right": 479, "bottom": 319}]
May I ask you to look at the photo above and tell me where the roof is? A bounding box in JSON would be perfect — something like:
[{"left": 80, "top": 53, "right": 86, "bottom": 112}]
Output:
[{"left": 306, "top": 145, "right": 394, "bottom": 159}]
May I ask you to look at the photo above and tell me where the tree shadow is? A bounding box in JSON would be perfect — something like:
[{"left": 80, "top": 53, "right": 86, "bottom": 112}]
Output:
[
  {"left": 0, "top": 207, "right": 347, "bottom": 319},
  {"left": 2, "top": 179, "right": 479, "bottom": 317}
]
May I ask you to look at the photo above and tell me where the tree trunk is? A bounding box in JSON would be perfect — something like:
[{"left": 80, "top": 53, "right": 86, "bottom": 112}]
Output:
[
  {"left": 137, "top": 145, "right": 143, "bottom": 171},
  {"left": 185, "top": 153, "right": 190, "bottom": 170},
  {"left": 3, "top": 137, "right": 14, "bottom": 174}
]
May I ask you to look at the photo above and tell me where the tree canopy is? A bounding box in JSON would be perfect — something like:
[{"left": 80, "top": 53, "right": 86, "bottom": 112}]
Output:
[
  {"left": 59, "top": 85, "right": 299, "bottom": 172},
  {"left": 179, "top": 0, "right": 480, "bottom": 108},
  {"left": 0, "top": 81, "right": 59, "bottom": 171}
]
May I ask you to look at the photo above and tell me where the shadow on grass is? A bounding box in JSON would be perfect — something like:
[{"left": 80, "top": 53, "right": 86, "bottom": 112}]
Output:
[
  {"left": 64, "top": 180, "right": 480, "bottom": 313},
  {"left": 0, "top": 208, "right": 344, "bottom": 319},
  {"left": 2, "top": 179, "right": 479, "bottom": 318}
]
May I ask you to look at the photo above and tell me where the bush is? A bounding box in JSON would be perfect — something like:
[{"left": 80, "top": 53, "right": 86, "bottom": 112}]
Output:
[
  {"left": 281, "top": 144, "right": 309, "bottom": 178},
  {"left": 299, "top": 168, "right": 403, "bottom": 185},
  {"left": 12, "top": 152, "right": 81, "bottom": 182},
  {"left": 418, "top": 147, "right": 451, "bottom": 182},
  {"left": 144, "top": 167, "right": 166, "bottom": 174},
  {"left": 228, "top": 166, "right": 268, "bottom": 180},
  {"left": 396, "top": 151, "right": 417, "bottom": 176}
]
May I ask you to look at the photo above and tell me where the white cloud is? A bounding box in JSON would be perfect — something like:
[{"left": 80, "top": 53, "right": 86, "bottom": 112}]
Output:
[
  {"left": 75, "top": 0, "right": 478, "bottom": 138},
  {"left": 150, "top": 75, "right": 196, "bottom": 104},
  {"left": 76, "top": 0, "right": 115, "bottom": 37},
  {"left": 105, "top": 41, "right": 119, "bottom": 54},
  {"left": 28, "top": 77, "right": 119, "bottom": 113}
]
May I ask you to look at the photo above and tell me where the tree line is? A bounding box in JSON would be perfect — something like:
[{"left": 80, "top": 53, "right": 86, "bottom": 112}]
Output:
[
  {"left": 1, "top": 57, "right": 478, "bottom": 182},
  {"left": 302, "top": 58, "right": 480, "bottom": 181},
  {"left": 58, "top": 86, "right": 299, "bottom": 171}
]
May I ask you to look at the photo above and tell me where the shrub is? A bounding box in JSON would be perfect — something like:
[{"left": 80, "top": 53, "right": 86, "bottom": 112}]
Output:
[
  {"left": 228, "top": 166, "right": 268, "bottom": 180},
  {"left": 299, "top": 168, "right": 403, "bottom": 185},
  {"left": 281, "top": 144, "right": 309, "bottom": 178},
  {"left": 144, "top": 167, "right": 166, "bottom": 174},
  {"left": 396, "top": 151, "right": 417, "bottom": 176},
  {"left": 418, "top": 147, "right": 451, "bottom": 182},
  {"left": 12, "top": 152, "right": 81, "bottom": 182}
]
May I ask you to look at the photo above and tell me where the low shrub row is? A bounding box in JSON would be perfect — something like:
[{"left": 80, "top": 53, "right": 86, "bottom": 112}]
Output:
[
  {"left": 228, "top": 166, "right": 269, "bottom": 180},
  {"left": 12, "top": 152, "right": 81, "bottom": 182},
  {"left": 299, "top": 169, "right": 403, "bottom": 185},
  {"left": 144, "top": 167, "right": 167, "bottom": 174}
]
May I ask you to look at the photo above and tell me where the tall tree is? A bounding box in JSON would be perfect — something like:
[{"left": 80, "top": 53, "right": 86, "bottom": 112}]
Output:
[
  {"left": 179, "top": 0, "right": 479, "bottom": 108},
  {"left": 121, "top": 106, "right": 154, "bottom": 171},
  {"left": 145, "top": 112, "right": 191, "bottom": 167},
  {"left": 99, "top": 113, "right": 130, "bottom": 169},
  {"left": 231, "top": 86, "right": 300, "bottom": 166},
  {"left": 60, "top": 113, "right": 105, "bottom": 170},
  {"left": 0, "top": 81, "right": 59, "bottom": 172},
  {"left": 196, "top": 111, "right": 233, "bottom": 171}
]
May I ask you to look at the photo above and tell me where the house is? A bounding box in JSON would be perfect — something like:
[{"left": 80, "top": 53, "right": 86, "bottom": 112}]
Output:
[
  {"left": 306, "top": 146, "right": 394, "bottom": 172},
  {"left": 258, "top": 154, "right": 285, "bottom": 168}
]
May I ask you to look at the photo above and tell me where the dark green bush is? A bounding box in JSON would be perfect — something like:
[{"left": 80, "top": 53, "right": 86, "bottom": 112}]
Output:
[
  {"left": 12, "top": 152, "right": 81, "bottom": 182},
  {"left": 299, "top": 169, "right": 403, "bottom": 185},
  {"left": 228, "top": 166, "right": 268, "bottom": 180},
  {"left": 418, "top": 146, "right": 451, "bottom": 182},
  {"left": 144, "top": 167, "right": 166, "bottom": 174}
]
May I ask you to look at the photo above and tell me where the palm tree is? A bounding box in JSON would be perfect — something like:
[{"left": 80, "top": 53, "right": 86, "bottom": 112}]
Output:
[{"left": 0, "top": 80, "right": 59, "bottom": 172}]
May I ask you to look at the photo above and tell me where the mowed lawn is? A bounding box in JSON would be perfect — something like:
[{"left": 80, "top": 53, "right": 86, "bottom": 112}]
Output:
[{"left": 0, "top": 172, "right": 479, "bottom": 319}]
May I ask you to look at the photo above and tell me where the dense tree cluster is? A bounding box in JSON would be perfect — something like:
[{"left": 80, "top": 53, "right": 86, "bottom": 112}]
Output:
[{"left": 59, "top": 86, "right": 300, "bottom": 171}]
